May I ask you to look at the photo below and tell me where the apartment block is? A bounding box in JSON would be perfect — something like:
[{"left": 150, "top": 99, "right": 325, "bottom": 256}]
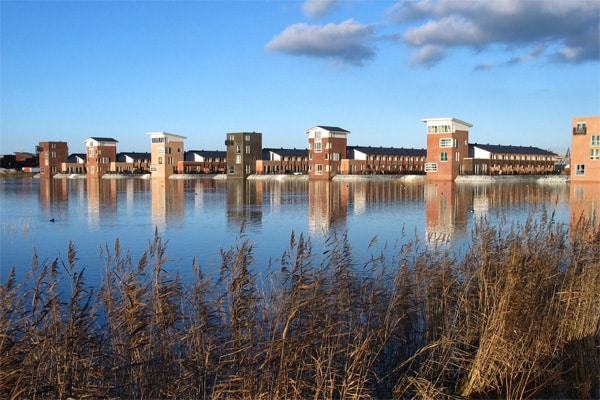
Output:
[
  {"left": 84, "top": 137, "right": 118, "bottom": 178},
  {"left": 147, "top": 132, "right": 186, "bottom": 179},
  {"left": 36, "top": 141, "right": 68, "bottom": 178},
  {"left": 571, "top": 116, "right": 600, "bottom": 182},
  {"left": 225, "top": 132, "right": 263, "bottom": 179},
  {"left": 423, "top": 118, "right": 472, "bottom": 181},
  {"left": 306, "top": 126, "right": 350, "bottom": 180}
]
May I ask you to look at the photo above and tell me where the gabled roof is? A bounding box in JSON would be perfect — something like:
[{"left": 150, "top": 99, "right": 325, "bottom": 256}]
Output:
[
  {"left": 262, "top": 148, "right": 309, "bottom": 159},
  {"left": 67, "top": 153, "right": 87, "bottom": 163},
  {"left": 349, "top": 146, "right": 427, "bottom": 157},
  {"left": 470, "top": 143, "right": 556, "bottom": 156},
  {"left": 117, "top": 152, "right": 151, "bottom": 162},
  {"left": 185, "top": 150, "right": 226, "bottom": 161},
  {"left": 85, "top": 137, "right": 118, "bottom": 143}
]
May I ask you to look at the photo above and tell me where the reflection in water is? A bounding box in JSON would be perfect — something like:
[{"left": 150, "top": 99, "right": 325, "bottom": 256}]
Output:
[
  {"left": 570, "top": 183, "right": 599, "bottom": 228},
  {"left": 308, "top": 181, "right": 348, "bottom": 234},
  {"left": 151, "top": 178, "right": 184, "bottom": 231},
  {"left": 226, "top": 179, "right": 263, "bottom": 230}
]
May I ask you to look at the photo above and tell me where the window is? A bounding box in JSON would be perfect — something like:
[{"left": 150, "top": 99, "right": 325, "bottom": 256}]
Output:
[
  {"left": 591, "top": 149, "right": 600, "bottom": 160},
  {"left": 315, "top": 164, "right": 323, "bottom": 175},
  {"left": 315, "top": 131, "right": 321, "bottom": 139},
  {"left": 235, "top": 145, "right": 241, "bottom": 154},
  {"left": 245, "top": 145, "right": 251, "bottom": 154},
  {"left": 236, "top": 155, "right": 242, "bottom": 164},
  {"left": 245, "top": 165, "right": 251, "bottom": 174},
  {"left": 455, "top": 152, "right": 460, "bottom": 162},
  {"left": 440, "top": 152, "right": 448, "bottom": 162},
  {"left": 158, "top": 147, "right": 171, "bottom": 154},
  {"left": 325, "top": 153, "right": 330, "bottom": 160},
  {"left": 333, "top": 153, "right": 340, "bottom": 161},
  {"left": 439, "top": 138, "right": 454, "bottom": 148},
  {"left": 425, "top": 163, "right": 438, "bottom": 172},
  {"left": 576, "top": 164, "right": 585, "bottom": 175},
  {"left": 592, "top": 135, "right": 600, "bottom": 146},
  {"left": 574, "top": 122, "right": 586, "bottom": 134},
  {"left": 167, "top": 157, "right": 173, "bottom": 164},
  {"left": 325, "top": 142, "right": 332, "bottom": 150},
  {"left": 245, "top": 135, "right": 251, "bottom": 141},
  {"left": 314, "top": 141, "right": 322, "bottom": 153},
  {"left": 150, "top": 165, "right": 157, "bottom": 172},
  {"left": 325, "top": 165, "right": 331, "bottom": 172},
  {"left": 158, "top": 157, "right": 163, "bottom": 165}
]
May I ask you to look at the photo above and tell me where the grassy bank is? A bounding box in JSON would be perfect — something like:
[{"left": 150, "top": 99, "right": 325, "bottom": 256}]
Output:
[{"left": 1, "top": 214, "right": 599, "bottom": 399}]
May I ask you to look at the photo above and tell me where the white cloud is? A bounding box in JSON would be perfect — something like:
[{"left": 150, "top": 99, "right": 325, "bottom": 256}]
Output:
[
  {"left": 302, "top": 0, "right": 340, "bottom": 18},
  {"left": 266, "top": 19, "right": 376, "bottom": 66},
  {"left": 388, "top": 0, "right": 600, "bottom": 66}
]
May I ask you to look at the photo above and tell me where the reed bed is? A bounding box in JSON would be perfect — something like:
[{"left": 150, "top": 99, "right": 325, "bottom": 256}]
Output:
[{"left": 1, "top": 214, "right": 599, "bottom": 399}]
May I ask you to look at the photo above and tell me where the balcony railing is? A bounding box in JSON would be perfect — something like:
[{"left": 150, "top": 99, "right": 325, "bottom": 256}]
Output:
[
  {"left": 573, "top": 127, "right": 587, "bottom": 135},
  {"left": 224, "top": 139, "right": 234, "bottom": 146}
]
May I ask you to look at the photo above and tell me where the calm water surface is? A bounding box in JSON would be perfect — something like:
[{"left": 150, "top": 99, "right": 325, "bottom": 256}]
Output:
[{"left": 1, "top": 177, "right": 594, "bottom": 286}]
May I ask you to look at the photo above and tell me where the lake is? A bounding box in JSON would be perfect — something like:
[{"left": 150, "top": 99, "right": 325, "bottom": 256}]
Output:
[{"left": 1, "top": 176, "right": 596, "bottom": 286}]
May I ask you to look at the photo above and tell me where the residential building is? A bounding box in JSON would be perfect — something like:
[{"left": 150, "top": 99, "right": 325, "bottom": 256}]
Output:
[
  {"left": 342, "top": 146, "right": 426, "bottom": 175},
  {"left": 84, "top": 137, "right": 118, "bottom": 178},
  {"left": 36, "top": 141, "right": 68, "bottom": 178},
  {"left": 225, "top": 132, "right": 262, "bottom": 179},
  {"left": 147, "top": 132, "right": 186, "bottom": 179},
  {"left": 112, "top": 152, "right": 151, "bottom": 174},
  {"left": 306, "top": 126, "right": 350, "bottom": 180},
  {"left": 257, "top": 148, "right": 309, "bottom": 174},
  {"left": 179, "top": 150, "right": 227, "bottom": 174},
  {"left": 422, "top": 117, "right": 472, "bottom": 181},
  {"left": 466, "top": 144, "right": 556, "bottom": 175},
  {"left": 63, "top": 153, "right": 87, "bottom": 174},
  {"left": 571, "top": 116, "right": 600, "bottom": 182}
]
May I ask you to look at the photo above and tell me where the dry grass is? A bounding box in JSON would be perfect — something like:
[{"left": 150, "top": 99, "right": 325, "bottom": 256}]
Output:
[{"left": 1, "top": 215, "right": 598, "bottom": 399}]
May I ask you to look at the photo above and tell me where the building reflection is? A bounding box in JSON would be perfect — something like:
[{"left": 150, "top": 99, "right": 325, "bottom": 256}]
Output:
[
  {"left": 569, "top": 183, "right": 598, "bottom": 229},
  {"left": 424, "top": 182, "right": 469, "bottom": 244},
  {"left": 226, "top": 179, "right": 263, "bottom": 230},
  {"left": 308, "top": 181, "right": 348, "bottom": 234},
  {"left": 150, "top": 179, "right": 185, "bottom": 231},
  {"left": 87, "top": 178, "right": 118, "bottom": 229},
  {"left": 38, "top": 178, "right": 70, "bottom": 220}
]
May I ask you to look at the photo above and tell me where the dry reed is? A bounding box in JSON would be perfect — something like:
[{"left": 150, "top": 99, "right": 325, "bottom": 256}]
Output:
[{"left": 1, "top": 214, "right": 598, "bottom": 399}]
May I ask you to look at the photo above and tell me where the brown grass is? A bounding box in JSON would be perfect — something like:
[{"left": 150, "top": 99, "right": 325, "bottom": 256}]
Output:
[{"left": 1, "top": 214, "right": 598, "bottom": 399}]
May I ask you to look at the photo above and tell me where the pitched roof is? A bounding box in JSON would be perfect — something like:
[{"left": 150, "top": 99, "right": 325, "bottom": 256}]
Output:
[
  {"left": 349, "top": 146, "right": 427, "bottom": 158},
  {"left": 470, "top": 143, "right": 556, "bottom": 156},
  {"left": 67, "top": 153, "right": 87, "bottom": 163},
  {"left": 262, "top": 148, "right": 309, "bottom": 159},
  {"left": 86, "top": 137, "right": 118, "bottom": 143},
  {"left": 314, "top": 126, "right": 350, "bottom": 133},
  {"left": 185, "top": 150, "right": 226, "bottom": 161},
  {"left": 117, "top": 152, "right": 151, "bottom": 162}
]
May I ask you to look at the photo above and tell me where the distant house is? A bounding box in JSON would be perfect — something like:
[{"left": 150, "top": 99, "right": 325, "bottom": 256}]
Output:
[
  {"left": 343, "top": 146, "right": 427, "bottom": 175},
  {"left": 62, "top": 153, "right": 87, "bottom": 174},
  {"left": 306, "top": 126, "right": 350, "bottom": 180},
  {"left": 257, "top": 148, "right": 309, "bottom": 174},
  {"left": 466, "top": 143, "right": 557, "bottom": 175},
  {"left": 111, "top": 152, "right": 151, "bottom": 173},
  {"left": 225, "top": 132, "right": 263, "bottom": 179},
  {"left": 179, "top": 150, "right": 227, "bottom": 174},
  {"left": 147, "top": 132, "right": 186, "bottom": 179}
]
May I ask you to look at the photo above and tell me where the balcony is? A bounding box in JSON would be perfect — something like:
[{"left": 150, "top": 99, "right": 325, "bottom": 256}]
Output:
[
  {"left": 224, "top": 139, "right": 234, "bottom": 146},
  {"left": 573, "top": 126, "right": 587, "bottom": 135}
]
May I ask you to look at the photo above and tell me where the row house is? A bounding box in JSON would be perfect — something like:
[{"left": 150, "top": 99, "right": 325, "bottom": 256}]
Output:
[
  {"left": 256, "top": 148, "right": 309, "bottom": 174},
  {"left": 36, "top": 141, "right": 69, "bottom": 178},
  {"left": 112, "top": 152, "right": 151, "bottom": 174},
  {"left": 466, "top": 143, "right": 557, "bottom": 175},
  {"left": 571, "top": 116, "right": 600, "bottom": 182},
  {"left": 84, "top": 137, "right": 118, "bottom": 178},
  {"left": 62, "top": 153, "right": 87, "bottom": 174},
  {"left": 342, "top": 146, "right": 426, "bottom": 175},
  {"left": 179, "top": 150, "right": 227, "bottom": 174}
]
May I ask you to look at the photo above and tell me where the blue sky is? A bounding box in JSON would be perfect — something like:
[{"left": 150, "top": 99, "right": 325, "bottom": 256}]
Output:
[{"left": 1, "top": 0, "right": 598, "bottom": 155}]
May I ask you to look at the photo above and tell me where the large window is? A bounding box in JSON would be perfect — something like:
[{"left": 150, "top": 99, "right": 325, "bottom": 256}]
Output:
[
  {"left": 425, "top": 163, "right": 438, "bottom": 172},
  {"left": 315, "top": 164, "right": 323, "bottom": 175},
  {"left": 314, "top": 141, "right": 322, "bottom": 153},
  {"left": 576, "top": 164, "right": 585, "bottom": 175},
  {"left": 439, "top": 138, "right": 455, "bottom": 148}
]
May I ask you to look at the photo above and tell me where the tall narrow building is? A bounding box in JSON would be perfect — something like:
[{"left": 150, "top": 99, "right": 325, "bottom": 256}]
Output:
[
  {"left": 84, "top": 137, "right": 118, "bottom": 178},
  {"left": 571, "top": 116, "right": 600, "bottom": 182},
  {"left": 422, "top": 117, "right": 472, "bottom": 181},
  {"left": 225, "top": 132, "right": 262, "bottom": 179},
  {"left": 306, "top": 126, "right": 349, "bottom": 180},
  {"left": 36, "top": 141, "right": 68, "bottom": 178},
  {"left": 147, "top": 132, "right": 186, "bottom": 179}
]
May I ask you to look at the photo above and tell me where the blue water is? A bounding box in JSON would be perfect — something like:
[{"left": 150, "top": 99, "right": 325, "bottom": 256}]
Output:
[{"left": 0, "top": 177, "right": 580, "bottom": 287}]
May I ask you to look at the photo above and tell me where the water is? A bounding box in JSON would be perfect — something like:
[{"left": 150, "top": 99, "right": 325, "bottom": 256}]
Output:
[{"left": 1, "top": 176, "right": 595, "bottom": 287}]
